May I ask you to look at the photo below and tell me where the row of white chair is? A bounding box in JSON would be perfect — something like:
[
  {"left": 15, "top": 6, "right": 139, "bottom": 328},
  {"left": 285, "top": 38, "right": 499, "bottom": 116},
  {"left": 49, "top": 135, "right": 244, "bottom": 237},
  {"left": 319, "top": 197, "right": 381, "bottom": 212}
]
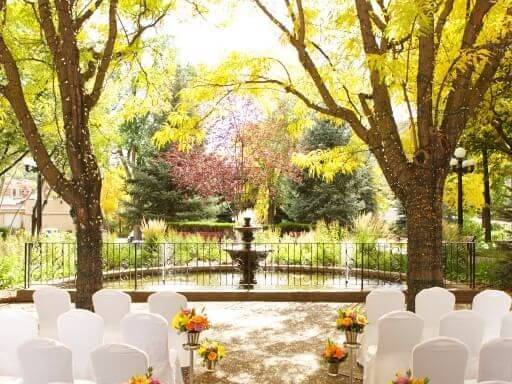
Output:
[
  {"left": 0, "top": 309, "right": 182, "bottom": 384},
  {"left": 364, "top": 309, "right": 512, "bottom": 384},
  {"left": 33, "top": 288, "right": 189, "bottom": 367},
  {"left": 360, "top": 287, "right": 512, "bottom": 367},
  {"left": 364, "top": 311, "right": 512, "bottom": 384},
  {"left": 3, "top": 338, "right": 156, "bottom": 384}
]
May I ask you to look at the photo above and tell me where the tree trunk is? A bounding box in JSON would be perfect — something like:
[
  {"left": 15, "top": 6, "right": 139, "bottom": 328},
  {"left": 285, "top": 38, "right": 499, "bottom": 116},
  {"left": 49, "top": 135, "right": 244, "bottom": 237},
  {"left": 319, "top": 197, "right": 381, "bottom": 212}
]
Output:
[
  {"left": 403, "top": 188, "right": 444, "bottom": 310},
  {"left": 74, "top": 198, "right": 103, "bottom": 310},
  {"left": 482, "top": 149, "right": 492, "bottom": 242}
]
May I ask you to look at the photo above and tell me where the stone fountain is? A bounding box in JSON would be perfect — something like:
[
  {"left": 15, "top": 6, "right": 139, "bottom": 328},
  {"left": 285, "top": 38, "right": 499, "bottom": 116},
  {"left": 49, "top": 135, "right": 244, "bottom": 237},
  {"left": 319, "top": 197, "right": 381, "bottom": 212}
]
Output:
[{"left": 225, "top": 217, "right": 271, "bottom": 289}]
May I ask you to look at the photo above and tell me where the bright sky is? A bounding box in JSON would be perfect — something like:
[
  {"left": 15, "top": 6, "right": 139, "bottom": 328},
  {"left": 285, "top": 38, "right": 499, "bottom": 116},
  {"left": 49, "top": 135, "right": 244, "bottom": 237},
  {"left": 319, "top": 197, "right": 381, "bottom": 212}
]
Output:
[{"left": 164, "top": 2, "right": 293, "bottom": 67}]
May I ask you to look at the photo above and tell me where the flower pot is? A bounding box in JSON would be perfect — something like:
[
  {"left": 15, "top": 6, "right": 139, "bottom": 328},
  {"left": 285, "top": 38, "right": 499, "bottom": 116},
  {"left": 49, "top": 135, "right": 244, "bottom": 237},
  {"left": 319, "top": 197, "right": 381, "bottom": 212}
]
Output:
[
  {"left": 187, "top": 331, "right": 200, "bottom": 346},
  {"left": 206, "top": 359, "right": 217, "bottom": 372},
  {"left": 345, "top": 330, "right": 358, "bottom": 345},
  {"left": 327, "top": 361, "right": 340, "bottom": 376}
]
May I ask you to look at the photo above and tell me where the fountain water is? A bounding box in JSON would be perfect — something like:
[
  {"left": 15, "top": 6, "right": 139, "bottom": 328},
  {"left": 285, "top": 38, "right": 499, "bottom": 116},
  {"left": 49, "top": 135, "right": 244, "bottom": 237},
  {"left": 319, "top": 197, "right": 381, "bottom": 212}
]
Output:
[{"left": 225, "top": 217, "right": 271, "bottom": 289}]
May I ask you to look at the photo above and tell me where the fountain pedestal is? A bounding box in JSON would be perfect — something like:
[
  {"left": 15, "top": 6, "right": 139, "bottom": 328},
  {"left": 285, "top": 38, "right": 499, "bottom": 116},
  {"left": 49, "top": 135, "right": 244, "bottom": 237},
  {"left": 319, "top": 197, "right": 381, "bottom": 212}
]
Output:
[{"left": 225, "top": 217, "right": 270, "bottom": 289}]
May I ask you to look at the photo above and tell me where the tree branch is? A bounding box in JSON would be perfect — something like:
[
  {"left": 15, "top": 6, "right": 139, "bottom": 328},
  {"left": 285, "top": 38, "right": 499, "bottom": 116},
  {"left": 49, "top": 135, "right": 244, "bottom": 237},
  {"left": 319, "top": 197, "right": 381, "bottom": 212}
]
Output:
[
  {"left": 0, "top": 35, "right": 77, "bottom": 202},
  {"left": 434, "top": 0, "right": 455, "bottom": 52},
  {"left": 74, "top": 0, "right": 104, "bottom": 30},
  {"left": 0, "top": 150, "right": 29, "bottom": 178},
  {"left": 85, "top": 0, "right": 118, "bottom": 109}
]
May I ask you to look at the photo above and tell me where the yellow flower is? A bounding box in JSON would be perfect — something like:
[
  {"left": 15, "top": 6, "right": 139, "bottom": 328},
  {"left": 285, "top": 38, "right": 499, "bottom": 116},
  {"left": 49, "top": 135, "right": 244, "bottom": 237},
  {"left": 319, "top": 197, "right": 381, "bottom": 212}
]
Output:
[
  {"left": 217, "top": 344, "right": 227, "bottom": 358},
  {"left": 356, "top": 315, "right": 368, "bottom": 325},
  {"left": 129, "top": 375, "right": 150, "bottom": 384}
]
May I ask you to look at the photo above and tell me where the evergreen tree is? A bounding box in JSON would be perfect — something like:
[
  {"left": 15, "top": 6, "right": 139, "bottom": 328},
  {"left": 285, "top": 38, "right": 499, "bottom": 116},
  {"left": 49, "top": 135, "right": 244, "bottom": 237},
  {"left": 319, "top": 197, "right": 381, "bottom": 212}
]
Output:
[
  {"left": 122, "top": 160, "right": 212, "bottom": 224},
  {"left": 284, "top": 121, "right": 375, "bottom": 224}
]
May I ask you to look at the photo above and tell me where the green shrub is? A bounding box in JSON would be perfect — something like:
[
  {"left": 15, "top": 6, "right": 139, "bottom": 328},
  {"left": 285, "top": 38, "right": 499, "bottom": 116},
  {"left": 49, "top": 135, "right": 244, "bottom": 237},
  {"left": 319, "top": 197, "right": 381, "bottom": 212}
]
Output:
[
  {"left": 350, "top": 213, "right": 389, "bottom": 243},
  {"left": 167, "top": 222, "right": 234, "bottom": 233},
  {"left": 0, "top": 226, "right": 9, "bottom": 239},
  {"left": 269, "top": 222, "right": 312, "bottom": 234},
  {"left": 0, "top": 236, "right": 25, "bottom": 289}
]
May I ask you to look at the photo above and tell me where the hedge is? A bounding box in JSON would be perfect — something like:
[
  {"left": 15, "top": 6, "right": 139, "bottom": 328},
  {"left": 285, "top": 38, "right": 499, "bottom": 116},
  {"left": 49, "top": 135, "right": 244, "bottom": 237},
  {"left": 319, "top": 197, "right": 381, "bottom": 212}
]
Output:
[{"left": 166, "top": 221, "right": 312, "bottom": 234}]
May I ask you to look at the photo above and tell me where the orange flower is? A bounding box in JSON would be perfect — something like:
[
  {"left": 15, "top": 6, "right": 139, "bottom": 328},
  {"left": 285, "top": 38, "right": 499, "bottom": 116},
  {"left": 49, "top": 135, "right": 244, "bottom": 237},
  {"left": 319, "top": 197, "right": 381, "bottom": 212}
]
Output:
[
  {"left": 333, "top": 348, "right": 345, "bottom": 360},
  {"left": 341, "top": 317, "right": 353, "bottom": 328},
  {"left": 207, "top": 351, "right": 217, "bottom": 361}
]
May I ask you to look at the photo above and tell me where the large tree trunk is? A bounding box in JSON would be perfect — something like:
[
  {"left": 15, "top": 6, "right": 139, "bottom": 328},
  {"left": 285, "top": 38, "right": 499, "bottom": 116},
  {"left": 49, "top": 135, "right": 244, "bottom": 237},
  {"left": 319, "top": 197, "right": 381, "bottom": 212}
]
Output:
[
  {"left": 74, "top": 193, "right": 103, "bottom": 310},
  {"left": 403, "top": 186, "right": 444, "bottom": 310}
]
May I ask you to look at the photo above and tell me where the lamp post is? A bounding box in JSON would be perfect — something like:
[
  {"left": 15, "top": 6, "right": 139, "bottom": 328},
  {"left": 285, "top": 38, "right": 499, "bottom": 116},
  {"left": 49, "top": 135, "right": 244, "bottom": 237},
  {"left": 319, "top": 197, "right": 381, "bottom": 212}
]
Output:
[
  {"left": 24, "top": 158, "right": 42, "bottom": 237},
  {"left": 449, "top": 147, "right": 475, "bottom": 231}
]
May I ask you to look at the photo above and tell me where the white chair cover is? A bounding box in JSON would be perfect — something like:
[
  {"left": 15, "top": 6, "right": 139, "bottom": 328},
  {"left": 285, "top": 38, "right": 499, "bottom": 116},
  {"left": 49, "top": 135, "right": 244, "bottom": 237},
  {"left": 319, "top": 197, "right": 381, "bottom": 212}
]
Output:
[
  {"left": 364, "top": 311, "right": 423, "bottom": 384},
  {"left": 479, "top": 382, "right": 512, "bottom": 384},
  {"left": 473, "top": 290, "right": 512, "bottom": 341},
  {"left": 57, "top": 309, "right": 104, "bottom": 380},
  {"left": 121, "top": 313, "right": 181, "bottom": 384},
  {"left": 92, "top": 289, "right": 131, "bottom": 343},
  {"left": 415, "top": 287, "right": 455, "bottom": 340},
  {"left": 0, "top": 309, "right": 38, "bottom": 377},
  {"left": 18, "top": 338, "right": 74, "bottom": 384},
  {"left": 440, "top": 310, "right": 485, "bottom": 379},
  {"left": 91, "top": 344, "right": 148, "bottom": 384},
  {"left": 359, "top": 288, "right": 405, "bottom": 367},
  {"left": 500, "top": 312, "right": 512, "bottom": 338},
  {"left": 148, "top": 291, "right": 189, "bottom": 366},
  {"left": 478, "top": 338, "right": 512, "bottom": 383},
  {"left": 413, "top": 336, "right": 469, "bottom": 384},
  {"left": 33, "top": 287, "right": 71, "bottom": 339}
]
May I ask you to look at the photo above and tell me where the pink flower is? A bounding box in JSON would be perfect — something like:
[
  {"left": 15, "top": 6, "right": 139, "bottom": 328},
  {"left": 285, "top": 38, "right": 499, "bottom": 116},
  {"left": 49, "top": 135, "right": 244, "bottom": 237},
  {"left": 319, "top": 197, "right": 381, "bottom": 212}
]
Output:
[
  {"left": 150, "top": 379, "right": 161, "bottom": 384},
  {"left": 394, "top": 377, "right": 410, "bottom": 384}
]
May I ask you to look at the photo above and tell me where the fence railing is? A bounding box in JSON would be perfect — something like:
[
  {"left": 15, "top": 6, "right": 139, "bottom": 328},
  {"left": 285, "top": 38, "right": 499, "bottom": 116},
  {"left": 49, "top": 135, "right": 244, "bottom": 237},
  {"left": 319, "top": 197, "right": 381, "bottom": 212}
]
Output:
[{"left": 24, "top": 241, "right": 476, "bottom": 290}]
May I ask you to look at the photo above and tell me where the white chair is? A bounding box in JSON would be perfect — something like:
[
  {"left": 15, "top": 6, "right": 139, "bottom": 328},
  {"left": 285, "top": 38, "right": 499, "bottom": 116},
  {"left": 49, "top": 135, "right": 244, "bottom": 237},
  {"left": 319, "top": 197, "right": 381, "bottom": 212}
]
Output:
[
  {"left": 479, "top": 382, "right": 512, "bottom": 384},
  {"left": 148, "top": 291, "right": 189, "bottom": 366},
  {"left": 415, "top": 287, "right": 455, "bottom": 340},
  {"left": 18, "top": 338, "right": 74, "bottom": 384},
  {"left": 364, "top": 311, "right": 423, "bottom": 384},
  {"left": 358, "top": 288, "right": 405, "bottom": 367},
  {"left": 440, "top": 310, "right": 485, "bottom": 379},
  {"left": 500, "top": 312, "right": 512, "bottom": 338},
  {"left": 0, "top": 309, "right": 38, "bottom": 378},
  {"left": 413, "top": 337, "right": 469, "bottom": 384},
  {"left": 477, "top": 338, "right": 512, "bottom": 383},
  {"left": 33, "top": 287, "right": 71, "bottom": 339},
  {"left": 473, "top": 290, "right": 512, "bottom": 341},
  {"left": 91, "top": 344, "right": 149, "bottom": 384},
  {"left": 121, "top": 313, "right": 182, "bottom": 384},
  {"left": 58, "top": 309, "right": 104, "bottom": 380},
  {"left": 92, "top": 289, "right": 131, "bottom": 343}
]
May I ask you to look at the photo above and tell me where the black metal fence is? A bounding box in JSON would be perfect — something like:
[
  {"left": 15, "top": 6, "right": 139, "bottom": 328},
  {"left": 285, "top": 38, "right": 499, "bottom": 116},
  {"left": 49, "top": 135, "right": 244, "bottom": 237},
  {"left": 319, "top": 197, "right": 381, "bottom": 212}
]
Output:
[{"left": 24, "top": 241, "right": 476, "bottom": 290}]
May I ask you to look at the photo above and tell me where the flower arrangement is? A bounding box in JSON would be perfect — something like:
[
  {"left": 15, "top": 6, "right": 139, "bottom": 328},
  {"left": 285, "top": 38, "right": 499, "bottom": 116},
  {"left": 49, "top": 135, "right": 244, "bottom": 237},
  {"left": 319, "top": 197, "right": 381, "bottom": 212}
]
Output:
[
  {"left": 171, "top": 307, "right": 210, "bottom": 333},
  {"left": 391, "top": 370, "right": 430, "bottom": 384},
  {"left": 198, "top": 339, "right": 227, "bottom": 363},
  {"left": 322, "top": 339, "right": 348, "bottom": 363},
  {"left": 128, "top": 367, "right": 160, "bottom": 384},
  {"left": 336, "top": 306, "right": 368, "bottom": 333}
]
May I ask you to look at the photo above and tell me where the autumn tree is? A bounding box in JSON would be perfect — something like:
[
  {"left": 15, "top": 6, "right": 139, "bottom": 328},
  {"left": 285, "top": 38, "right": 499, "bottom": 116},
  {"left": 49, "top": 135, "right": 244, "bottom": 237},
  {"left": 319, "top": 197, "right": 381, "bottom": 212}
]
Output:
[
  {"left": 0, "top": 0, "right": 192, "bottom": 308},
  {"left": 186, "top": 0, "right": 512, "bottom": 308}
]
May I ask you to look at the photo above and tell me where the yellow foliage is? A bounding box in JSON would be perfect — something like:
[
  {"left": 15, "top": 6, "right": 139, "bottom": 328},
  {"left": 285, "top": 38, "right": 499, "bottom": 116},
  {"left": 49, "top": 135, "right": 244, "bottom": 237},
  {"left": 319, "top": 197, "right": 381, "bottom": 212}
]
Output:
[
  {"left": 444, "top": 170, "right": 484, "bottom": 213},
  {"left": 292, "top": 138, "right": 366, "bottom": 182},
  {"left": 101, "top": 167, "right": 127, "bottom": 220}
]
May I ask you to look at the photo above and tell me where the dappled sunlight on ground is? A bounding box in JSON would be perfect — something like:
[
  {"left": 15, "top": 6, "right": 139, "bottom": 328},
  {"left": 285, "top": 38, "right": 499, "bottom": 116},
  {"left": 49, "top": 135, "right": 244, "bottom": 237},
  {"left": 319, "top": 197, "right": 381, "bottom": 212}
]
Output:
[{"left": 190, "top": 302, "right": 362, "bottom": 384}]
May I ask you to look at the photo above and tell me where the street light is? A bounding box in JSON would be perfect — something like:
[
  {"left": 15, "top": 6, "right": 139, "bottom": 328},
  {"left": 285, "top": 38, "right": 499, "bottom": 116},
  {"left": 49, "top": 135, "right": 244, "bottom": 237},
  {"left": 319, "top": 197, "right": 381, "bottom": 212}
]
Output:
[
  {"left": 24, "top": 158, "right": 42, "bottom": 237},
  {"left": 450, "top": 147, "right": 475, "bottom": 230}
]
